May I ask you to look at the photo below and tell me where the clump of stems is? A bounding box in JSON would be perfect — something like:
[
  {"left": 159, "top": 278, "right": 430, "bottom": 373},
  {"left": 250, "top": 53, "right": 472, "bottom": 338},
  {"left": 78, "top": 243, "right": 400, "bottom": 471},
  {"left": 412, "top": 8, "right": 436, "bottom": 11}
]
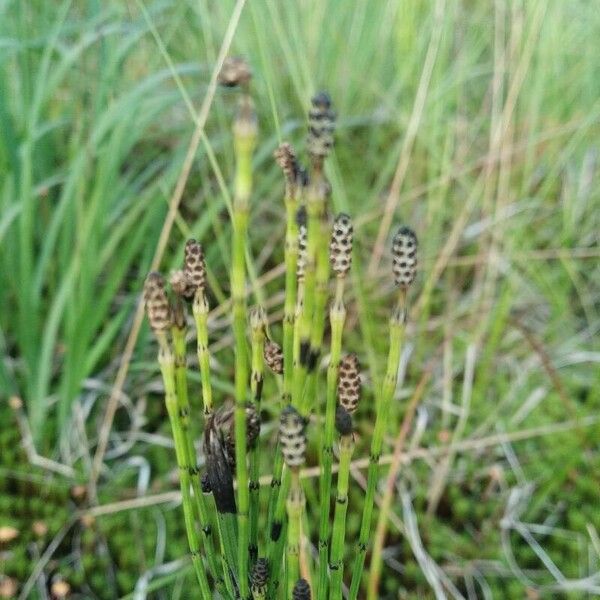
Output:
[
  {"left": 142, "top": 70, "right": 423, "bottom": 598},
  {"left": 144, "top": 273, "right": 212, "bottom": 597}
]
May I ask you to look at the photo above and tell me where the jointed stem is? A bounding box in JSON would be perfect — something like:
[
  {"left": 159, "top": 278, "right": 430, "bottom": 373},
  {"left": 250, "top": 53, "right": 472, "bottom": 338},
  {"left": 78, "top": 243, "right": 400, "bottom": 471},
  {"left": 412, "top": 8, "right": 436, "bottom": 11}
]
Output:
[
  {"left": 317, "top": 278, "right": 346, "bottom": 598},
  {"left": 293, "top": 183, "right": 322, "bottom": 406},
  {"left": 171, "top": 323, "right": 223, "bottom": 589},
  {"left": 249, "top": 312, "right": 265, "bottom": 563},
  {"left": 231, "top": 102, "right": 256, "bottom": 599},
  {"left": 193, "top": 289, "right": 213, "bottom": 417},
  {"left": 283, "top": 190, "right": 299, "bottom": 403},
  {"left": 267, "top": 466, "right": 291, "bottom": 596},
  {"left": 286, "top": 470, "right": 304, "bottom": 599},
  {"left": 303, "top": 209, "right": 330, "bottom": 409},
  {"left": 348, "top": 291, "right": 406, "bottom": 599},
  {"left": 158, "top": 348, "right": 212, "bottom": 599},
  {"left": 329, "top": 433, "right": 355, "bottom": 599}
]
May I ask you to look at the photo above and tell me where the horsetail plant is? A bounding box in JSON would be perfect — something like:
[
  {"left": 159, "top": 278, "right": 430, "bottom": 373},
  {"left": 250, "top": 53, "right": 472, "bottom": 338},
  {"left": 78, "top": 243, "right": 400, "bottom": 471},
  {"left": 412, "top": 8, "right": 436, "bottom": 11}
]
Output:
[
  {"left": 274, "top": 142, "right": 303, "bottom": 402},
  {"left": 230, "top": 87, "right": 258, "bottom": 599},
  {"left": 182, "top": 239, "right": 214, "bottom": 417},
  {"left": 279, "top": 406, "right": 307, "bottom": 597},
  {"left": 143, "top": 273, "right": 212, "bottom": 597},
  {"left": 143, "top": 66, "right": 424, "bottom": 598},
  {"left": 329, "top": 406, "right": 356, "bottom": 599},
  {"left": 295, "top": 92, "right": 336, "bottom": 412},
  {"left": 317, "top": 213, "right": 353, "bottom": 598},
  {"left": 267, "top": 95, "right": 339, "bottom": 595},
  {"left": 348, "top": 225, "right": 418, "bottom": 599},
  {"left": 170, "top": 265, "right": 225, "bottom": 587}
]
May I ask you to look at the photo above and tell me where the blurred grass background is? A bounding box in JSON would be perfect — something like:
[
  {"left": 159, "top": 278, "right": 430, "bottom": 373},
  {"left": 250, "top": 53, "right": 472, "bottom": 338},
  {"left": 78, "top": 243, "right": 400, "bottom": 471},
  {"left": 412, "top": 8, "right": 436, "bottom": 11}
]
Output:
[{"left": 1, "top": 0, "right": 599, "bottom": 598}]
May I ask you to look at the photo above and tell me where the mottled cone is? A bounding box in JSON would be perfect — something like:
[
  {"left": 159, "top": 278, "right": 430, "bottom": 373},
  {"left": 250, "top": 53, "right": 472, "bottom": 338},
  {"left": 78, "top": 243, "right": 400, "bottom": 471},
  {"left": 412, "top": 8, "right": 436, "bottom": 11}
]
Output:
[
  {"left": 206, "top": 403, "right": 260, "bottom": 469},
  {"left": 218, "top": 56, "right": 252, "bottom": 88},
  {"left": 337, "top": 353, "right": 361, "bottom": 415},
  {"left": 335, "top": 404, "right": 353, "bottom": 436},
  {"left": 296, "top": 207, "right": 308, "bottom": 281},
  {"left": 279, "top": 405, "right": 307, "bottom": 468},
  {"left": 143, "top": 272, "right": 172, "bottom": 334},
  {"left": 307, "top": 91, "right": 336, "bottom": 162},
  {"left": 184, "top": 239, "right": 207, "bottom": 293},
  {"left": 251, "top": 558, "right": 269, "bottom": 596},
  {"left": 292, "top": 578, "right": 311, "bottom": 600},
  {"left": 329, "top": 213, "right": 353, "bottom": 277},
  {"left": 170, "top": 269, "right": 194, "bottom": 300},
  {"left": 264, "top": 339, "right": 284, "bottom": 375},
  {"left": 391, "top": 226, "right": 418, "bottom": 288},
  {"left": 274, "top": 142, "right": 299, "bottom": 185}
]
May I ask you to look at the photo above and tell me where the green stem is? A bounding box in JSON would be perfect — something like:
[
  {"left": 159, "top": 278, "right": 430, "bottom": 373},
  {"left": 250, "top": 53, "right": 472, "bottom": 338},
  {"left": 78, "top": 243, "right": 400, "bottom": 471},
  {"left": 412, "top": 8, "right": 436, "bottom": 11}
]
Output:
[
  {"left": 217, "top": 510, "right": 241, "bottom": 596},
  {"left": 293, "top": 183, "right": 322, "bottom": 407},
  {"left": 231, "top": 100, "right": 256, "bottom": 599},
  {"left": 249, "top": 315, "right": 265, "bottom": 563},
  {"left": 302, "top": 206, "right": 330, "bottom": 412},
  {"left": 267, "top": 214, "right": 305, "bottom": 544},
  {"left": 267, "top": 466, "right": 291, "bottom": 596},
  {"left": 293, "top": 281, "right": 305, "bottom": 371},
  {"left": 317, "top": 278, "right": 346, "bottom": 598},
  {"left": 268, "top": 276, "right": 305, "bottom": 534},
  {"left": 286, "top": 470, "right": 304, "bottom": 599},
  {"left": 158, "top": 348, "right": 212, "bottom": 599},
  {"left": 172, "top": 322, "right": 224, "bottom": 589},
  {"left": 192, "top": 289, "right": 213, "bottom": 416},
  {"left": 329, "top": 433, "right": 355, "bottom": 599},
  {"left": 348, "top": 291, "right": 406, "bottom": 599},
  {"left": 283, "top": 191, "right": 299, "bottom": 404}
]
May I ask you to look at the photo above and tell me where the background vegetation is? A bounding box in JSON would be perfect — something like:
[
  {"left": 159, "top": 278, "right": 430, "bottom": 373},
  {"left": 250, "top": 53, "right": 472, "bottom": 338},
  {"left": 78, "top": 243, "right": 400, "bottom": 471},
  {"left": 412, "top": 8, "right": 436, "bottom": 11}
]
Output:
[{"left": 1, "top": 0, "right": 599, "bottom": 597}]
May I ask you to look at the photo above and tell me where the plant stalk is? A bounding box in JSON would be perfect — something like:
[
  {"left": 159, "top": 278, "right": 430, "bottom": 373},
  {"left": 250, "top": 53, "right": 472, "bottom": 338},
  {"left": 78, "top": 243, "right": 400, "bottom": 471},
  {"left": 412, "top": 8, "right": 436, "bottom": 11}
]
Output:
[
  {"left": 192, "top": 289, "right": 213, "bottom": 417},
  {"left": 286, "top": 470, "right": 304, "bottom": 599},
  {"left": 249, "top": 312, "right": 265, "bottom": 563},
  {"left": 172, "top": 320, "right": 224, "bottom": 589},
  {"left": 329, "top": 432, "right": 355, "bottom": 599},
  {"left": 348, "top": 291, "right": 406, "bottom": 599},
  {"left": 231, "top": 97, "right": 257, "bottom": 599},
  {"left": 316, "top": 278, "right": 346, "bottom": 598},
  {"left": 158, "top": 346, "right": 212, "bottom": 599},
  {"left": 283, "top": 185, "right": 299, "bottom": 404}
]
